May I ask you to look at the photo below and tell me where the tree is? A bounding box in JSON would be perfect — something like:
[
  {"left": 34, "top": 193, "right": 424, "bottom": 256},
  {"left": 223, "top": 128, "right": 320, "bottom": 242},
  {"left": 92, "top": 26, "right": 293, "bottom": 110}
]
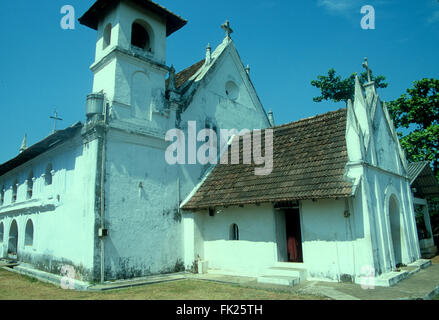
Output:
[
  {"left": 311, "top": 68, "right": 388, "bottom": 103},
  {"left": 387, "top": 78, "right": 439, "bottom": 181}
]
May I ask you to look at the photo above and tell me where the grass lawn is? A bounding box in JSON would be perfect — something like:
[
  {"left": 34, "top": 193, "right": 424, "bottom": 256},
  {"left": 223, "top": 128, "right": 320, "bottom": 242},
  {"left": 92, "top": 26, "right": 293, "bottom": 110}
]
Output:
[{"left": 0, "top": 268, "right": 322, "bottom": 300}]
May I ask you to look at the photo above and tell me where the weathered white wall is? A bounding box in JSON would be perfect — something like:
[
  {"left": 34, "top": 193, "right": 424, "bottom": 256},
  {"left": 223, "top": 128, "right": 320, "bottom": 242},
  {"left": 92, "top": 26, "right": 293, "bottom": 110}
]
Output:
[
  {"left": 102, "top": 129, "right": 184, "bottom": 279},
  {"left": 94, "top": 1, "right": 167, "bottom": 64},
  {"left": 345, "top": 79, "right": 421, "bottom": 280},
  {"left": 301, "top": 199, "right": 358, "bottom": 281},
  {"left": 0, "top": 133, "right": 98, "bottom": 281},
  {"left": 91, "top": 0, "right": 169, "bottom": 131},
  {"left": 179, "top": 41, "right": 270, "bottom": 204},
  {"left": 194, "top": 204, "right": 278, "bottom": 276}
]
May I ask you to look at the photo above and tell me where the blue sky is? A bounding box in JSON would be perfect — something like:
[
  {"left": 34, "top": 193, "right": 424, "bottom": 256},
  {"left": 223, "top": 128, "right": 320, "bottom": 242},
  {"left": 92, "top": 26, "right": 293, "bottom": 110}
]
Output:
[{"left": 0, "top": 0, "right": 438, "bottom": 164}]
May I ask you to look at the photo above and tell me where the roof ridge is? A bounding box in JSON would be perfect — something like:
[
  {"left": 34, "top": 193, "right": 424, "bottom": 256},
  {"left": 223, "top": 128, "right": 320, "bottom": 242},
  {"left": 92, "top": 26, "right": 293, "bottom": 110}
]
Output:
[{"left": 273, "top": 108, "right": 346, "bottom": 131}]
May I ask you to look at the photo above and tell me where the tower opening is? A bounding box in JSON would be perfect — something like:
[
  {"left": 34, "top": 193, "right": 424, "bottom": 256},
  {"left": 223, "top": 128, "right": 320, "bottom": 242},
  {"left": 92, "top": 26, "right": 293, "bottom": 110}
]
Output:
[
  {"left": 103, "top": 23, "right": 112, "bottom": 49},
  {"left": 131, "top": 22, "right": 150, "bottom": 51}
]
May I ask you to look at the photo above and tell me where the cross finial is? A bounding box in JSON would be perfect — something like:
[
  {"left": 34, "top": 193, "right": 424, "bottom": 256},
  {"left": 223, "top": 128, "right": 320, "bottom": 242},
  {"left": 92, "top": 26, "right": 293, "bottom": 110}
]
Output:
[
  {"left": 50, "top": 110, "right": 63, "bottom": 133},
  {"left": 221, "top": 20, "right": 234, "bottom": 40},
  {"left": 362, "top": 57, "right": 372, "bottom": 83}
]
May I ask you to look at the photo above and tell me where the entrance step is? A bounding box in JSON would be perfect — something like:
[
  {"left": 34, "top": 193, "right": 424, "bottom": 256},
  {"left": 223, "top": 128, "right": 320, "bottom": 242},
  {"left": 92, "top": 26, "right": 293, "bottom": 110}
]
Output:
[
  {"left": 257, "top": 275, "right": 300, "bottom": 287},
  {"left": 257, "top": 265, "right": 307, "bottom": 287},
  {"left": 264, "top": 266, "right": 307, "bottom": 279}
]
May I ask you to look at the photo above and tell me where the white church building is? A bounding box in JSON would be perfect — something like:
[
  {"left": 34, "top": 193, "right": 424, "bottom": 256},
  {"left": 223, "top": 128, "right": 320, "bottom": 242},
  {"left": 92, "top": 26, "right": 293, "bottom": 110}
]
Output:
[{"left": 0, "top": 0, "right": 428, "bottom": 287}]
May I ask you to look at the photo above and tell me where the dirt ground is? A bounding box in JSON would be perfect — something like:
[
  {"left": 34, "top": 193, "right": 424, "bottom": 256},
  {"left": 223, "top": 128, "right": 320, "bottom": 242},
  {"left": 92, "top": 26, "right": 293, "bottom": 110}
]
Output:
[{"left": 0, "top": 268, "right": 322, "bottom": 300}]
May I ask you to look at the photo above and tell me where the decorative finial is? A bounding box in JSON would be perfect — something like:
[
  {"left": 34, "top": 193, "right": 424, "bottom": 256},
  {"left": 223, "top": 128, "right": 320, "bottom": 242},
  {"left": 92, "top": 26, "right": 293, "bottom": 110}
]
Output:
[
  {"left": 362, "top": 57, "right": 372, "bottom": 83},
  {"left": 20, "top": 134, "right": 27, "bottom": 153},
  {"left": 245, "top": 64, "right": 250, "bottom": 75},
  {"left": 50, "top": 110, "right": 63, "bottom": 133},
  {"left": 221, "top": 20, "right": 234, "bottom": 40},
  {"left": 206, "top": 43, "right": 212, "bottom": 64},
  {"left": 268, "top": 109, "right": 275, "bottom": 127},
  {"left": 167, "top": 65, "right": 176, "bottom": 91}
]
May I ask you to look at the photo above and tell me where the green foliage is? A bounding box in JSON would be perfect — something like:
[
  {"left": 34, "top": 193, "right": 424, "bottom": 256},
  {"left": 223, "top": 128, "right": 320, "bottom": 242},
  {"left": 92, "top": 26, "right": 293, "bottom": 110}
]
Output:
[
  {"left": 311, "top": 68, "right": 388, "bottom": 103},
  {"left": 387, "top": 78, "right": 439, "bottom": 181}
]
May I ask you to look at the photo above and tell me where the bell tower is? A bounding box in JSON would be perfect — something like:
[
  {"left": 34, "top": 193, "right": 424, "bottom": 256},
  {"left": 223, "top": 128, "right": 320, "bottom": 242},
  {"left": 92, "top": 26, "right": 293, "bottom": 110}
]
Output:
[{"left": 79, "top": 0, "right": 186, "bottom": 129}]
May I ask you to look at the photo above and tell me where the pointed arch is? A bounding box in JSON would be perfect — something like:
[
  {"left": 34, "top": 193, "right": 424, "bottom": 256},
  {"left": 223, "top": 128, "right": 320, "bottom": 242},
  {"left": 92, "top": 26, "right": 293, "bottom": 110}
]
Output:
[
  {"left": 27, "top": 170, "right": 34, "bottom": 199},
  {"left": 45, "top": 163, "right": 53, "bottom": 185},
  {"left": 25, "top": 219, "right": 34, "bottom": 246},
  {"left": 0, "top": 221, "right": 4, "bottom": 243},
  {"left": 103, "top": 23, "right": 112, "bottom": 49},
  {"left": 8, "top": 219, "right": 18, "bottom": 255}
]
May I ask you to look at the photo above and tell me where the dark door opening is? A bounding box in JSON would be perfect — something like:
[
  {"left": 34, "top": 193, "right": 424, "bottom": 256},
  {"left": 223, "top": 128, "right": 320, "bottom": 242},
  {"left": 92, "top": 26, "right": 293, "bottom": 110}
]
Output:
[{"left": 285, "top": 209, "right": 303, "bottom": 263}]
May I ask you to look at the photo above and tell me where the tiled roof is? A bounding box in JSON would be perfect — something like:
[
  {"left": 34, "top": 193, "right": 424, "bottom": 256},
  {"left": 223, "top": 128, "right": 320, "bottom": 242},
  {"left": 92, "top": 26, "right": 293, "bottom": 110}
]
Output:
[
  {"left": 182, "top": 108, "right": 352, "bottom": 210},
  {"left": 407, "top": 161, "right": 429, "bottom": 184},
  {"left": 0, "top": 123, "right": 83, "bottom": 177},
  {"left": 408, "top": 161, "right": 439, "bottom": 198},
  {"left": 79, "top": 0, "right": 187, "bottom": 36},
  {"left": 169, "top": 59, "right": 205, "bottom": 89}
]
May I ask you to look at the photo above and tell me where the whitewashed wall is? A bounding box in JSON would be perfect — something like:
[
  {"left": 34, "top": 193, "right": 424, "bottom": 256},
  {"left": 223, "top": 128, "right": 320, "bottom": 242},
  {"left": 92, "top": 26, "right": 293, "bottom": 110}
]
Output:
[
  {"left": 193, "top": 204, "right": 278, "bottom": 276},
  {"left": 301, "top": 199, "right": 358, "bottom": 281},
  {"left": 0, "top": 133, "right": 98, "bottom": 281},
  {"left": 179, "top": 42, "right": 270, "bottom": 205},
  {"left": 344, "top": 79, "right": 421, "bottom": 280},
  {"left": 102, "top": 129, "right": 184, "bottom": 279}
]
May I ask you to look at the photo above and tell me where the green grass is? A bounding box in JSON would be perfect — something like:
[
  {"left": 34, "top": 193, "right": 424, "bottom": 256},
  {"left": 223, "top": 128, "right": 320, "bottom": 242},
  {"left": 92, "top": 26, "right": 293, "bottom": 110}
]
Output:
[{"left": 0, "top": 268, "right": 322, "bottom": 300}]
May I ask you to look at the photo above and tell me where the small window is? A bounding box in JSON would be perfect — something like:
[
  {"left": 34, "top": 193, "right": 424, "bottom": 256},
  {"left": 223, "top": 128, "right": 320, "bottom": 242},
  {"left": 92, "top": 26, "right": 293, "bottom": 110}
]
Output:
[
  {"left": 0, "top": 222, "right": 4, "bottom": 243},
  {"left": 12, "top": 179, "right": 18, "bottom": 203},
  {"left": 103, "top": 23, "right": 112, "bottom": 49},
  {"left": 45, "top": 164, "right": 53, "bottom": 186},
  {"left": 225, "top": 81, "right": 239, "bottom": 101},
  {"left": 0, "top": 185, "right": 4, "bottom": 206},
  {"left": 131, "top": 22, "right": 150, "bottom": 51},
  {"left": 230, "top": 224, "right": 239, "bottom": 241},
  {"left": 27, "top": 171, "right": 34, "bottom": 199},
  {"left": 25, "top": 219, "right": 34, "bottom": 246}
]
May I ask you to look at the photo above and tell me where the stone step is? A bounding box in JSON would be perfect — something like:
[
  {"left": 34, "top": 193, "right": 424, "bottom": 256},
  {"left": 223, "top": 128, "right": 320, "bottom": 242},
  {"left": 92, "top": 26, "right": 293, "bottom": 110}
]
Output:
[
  {"left": 263, "top": 267, "right": 306, "bottom": 278},
  {"left": 257, "top": 275, "right": 300, "bottom": 287}
]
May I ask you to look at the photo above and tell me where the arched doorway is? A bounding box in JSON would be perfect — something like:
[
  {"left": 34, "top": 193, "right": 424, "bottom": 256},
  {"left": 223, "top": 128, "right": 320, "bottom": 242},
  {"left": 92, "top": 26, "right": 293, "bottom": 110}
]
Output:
[
  {"left": 8, "top": 220, "right": 18, "bottom": 257},
  {"left": 389, "top": 195, "right": 403, "bottom": 266}
]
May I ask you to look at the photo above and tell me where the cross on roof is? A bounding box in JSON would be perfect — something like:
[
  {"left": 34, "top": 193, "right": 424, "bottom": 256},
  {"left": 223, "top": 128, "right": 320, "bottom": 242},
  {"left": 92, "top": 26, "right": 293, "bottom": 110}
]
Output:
[
  {"left": 221, "top": 20, "right": 233, "bottom": 39},
  {"left": 50, "top": 110, "right": 63, "bottom": 133},
  {"left": 362, "top": 57, "right": 372, "bottom": 83}
]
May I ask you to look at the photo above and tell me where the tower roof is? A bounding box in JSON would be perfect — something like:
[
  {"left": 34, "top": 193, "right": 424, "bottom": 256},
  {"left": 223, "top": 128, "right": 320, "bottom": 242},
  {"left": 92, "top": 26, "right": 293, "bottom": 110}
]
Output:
[{"left": 79, "top": 0, "right": 187, "bottom": 36}]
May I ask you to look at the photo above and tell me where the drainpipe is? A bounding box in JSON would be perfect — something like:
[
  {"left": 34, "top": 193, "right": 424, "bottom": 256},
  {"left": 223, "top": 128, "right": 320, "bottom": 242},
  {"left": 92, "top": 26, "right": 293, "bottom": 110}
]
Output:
[
  {"left": 99, "top": 99, "right": 109, "bottom": 283},
  {"left": 177, "top": 177, "right": 180, "bottom": 214}
]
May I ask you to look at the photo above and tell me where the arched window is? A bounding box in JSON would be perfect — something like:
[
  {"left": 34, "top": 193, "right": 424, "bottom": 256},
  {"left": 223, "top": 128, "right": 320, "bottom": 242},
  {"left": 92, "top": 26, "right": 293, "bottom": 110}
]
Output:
[
  {"left": 0, "top": 185, "right": 4, "bottom": 206},
  {"left": 230, "top": 224, "right": 239, "bottom": 241},
  {"left": 12, "top": 179, "right": 18, "bottom": 203},
  {"left": 131, "top": 22, "right": 151, "bottom": 51},
  {"left": 8, "top": 220, "right": 18, "bottom": 255},
  {"left": 103, "top": 23, "right": 112, "bottom": 49},
  {"left": 0, "top": 222, "right": 4, "bottom": 244},
  {"left": 27, "top": 171, "right": 34, "bottom": 199},
  {"left": 25, "top": 219, "right": 34, "bottom": 246},
  {"left": 45, "top": 164, "right": 53, "bottom": 186}
]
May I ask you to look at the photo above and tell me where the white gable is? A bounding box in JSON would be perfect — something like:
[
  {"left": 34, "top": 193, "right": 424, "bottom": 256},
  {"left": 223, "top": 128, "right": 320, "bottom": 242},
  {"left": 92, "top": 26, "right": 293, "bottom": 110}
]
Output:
[{"left": 180, "top": 39, "right": 270, "bottom": 131}]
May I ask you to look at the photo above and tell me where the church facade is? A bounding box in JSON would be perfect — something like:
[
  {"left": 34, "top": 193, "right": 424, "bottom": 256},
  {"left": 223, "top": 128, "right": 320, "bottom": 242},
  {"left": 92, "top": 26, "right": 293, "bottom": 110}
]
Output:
[{"left": 0, "top": 0, "right": 425, "bottom": 287}]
